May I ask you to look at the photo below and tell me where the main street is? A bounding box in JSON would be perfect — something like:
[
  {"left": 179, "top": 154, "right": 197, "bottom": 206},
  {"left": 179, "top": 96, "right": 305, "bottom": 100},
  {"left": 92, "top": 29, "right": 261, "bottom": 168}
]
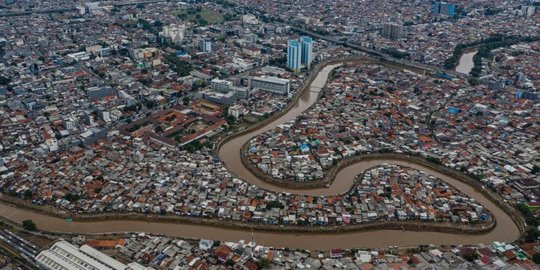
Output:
[
  {"left": 288, "top": 25, "right": 467, "bottom": 79},
  {"left": 0, "top": 0, "right": 465, "bottom": 81}
]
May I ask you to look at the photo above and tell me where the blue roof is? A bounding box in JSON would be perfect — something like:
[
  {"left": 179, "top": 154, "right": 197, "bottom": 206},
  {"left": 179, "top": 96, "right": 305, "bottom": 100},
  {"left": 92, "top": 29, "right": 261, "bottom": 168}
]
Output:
[{"left": 448, "top": 107, "right": 461, "bottom": 114}]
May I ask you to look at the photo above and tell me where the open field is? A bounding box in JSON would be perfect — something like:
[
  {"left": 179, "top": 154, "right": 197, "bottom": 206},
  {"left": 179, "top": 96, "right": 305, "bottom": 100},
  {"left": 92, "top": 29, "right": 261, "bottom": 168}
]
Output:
[{"left": 177, "top": 8, "right": 225, "bottom": 25}]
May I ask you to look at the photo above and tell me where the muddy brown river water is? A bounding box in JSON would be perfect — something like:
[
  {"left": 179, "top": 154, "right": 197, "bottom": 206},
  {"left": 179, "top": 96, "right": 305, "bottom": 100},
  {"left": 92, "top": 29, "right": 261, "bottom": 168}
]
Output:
[{"left": 0, "top": 63, "right": 520, "bottom": 250}]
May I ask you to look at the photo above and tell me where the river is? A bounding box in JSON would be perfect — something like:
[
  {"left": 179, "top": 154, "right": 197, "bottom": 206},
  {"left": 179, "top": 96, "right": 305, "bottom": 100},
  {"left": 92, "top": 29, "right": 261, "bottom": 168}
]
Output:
[
  {"left": 0, "top": 62, "right": 521, "bottom": 250},
  {"left": 455, "top": 50, "right": 478, "bottom": 74}
]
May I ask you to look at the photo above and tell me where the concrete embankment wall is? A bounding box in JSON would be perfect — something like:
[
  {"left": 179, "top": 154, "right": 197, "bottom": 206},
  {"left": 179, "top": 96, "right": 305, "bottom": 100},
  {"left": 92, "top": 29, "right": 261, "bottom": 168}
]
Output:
[
  {"left": 0, "top": 56, "right": 524, "bottom": 244},
  {"left": 214, "top": 56, "right": 389, "bottom": 155},
  {"left": 0, "top": 194, "right": 495, "bottom": 235},
  {"left": 217, "top": 55, "right": 525, "bottom": 241},
  {"left": 238, "top": 151, "right": 525, "bottom": 241}
]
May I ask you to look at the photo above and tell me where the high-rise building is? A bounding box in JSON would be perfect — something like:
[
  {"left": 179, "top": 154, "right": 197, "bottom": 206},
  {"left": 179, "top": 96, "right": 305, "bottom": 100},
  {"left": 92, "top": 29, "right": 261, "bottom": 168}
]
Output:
[
  {"left": 287, "top": 36, "right": 314, "bottom": 71},
  {"left": 431, "top": 2, "right": 441, "bottom": 14},
  {"left": 199, "top": 39, "right": 212, "bottom": 53},
  {"left": 524, "top": 6, "right": 536, "bottom": 17},
  {"left": 439, "top": 3, "right": 455, "bottom": 16},
  {"left": 432, "top": 2, "right": 455, "bottom": 16},
  {"left": 287, "top": 40, "right": 301, "bottom": 71},
  {"left": 245, "top": 33, "right": 258, "bottom": 44},
  {"left": 76, "top": 5, "right": 86, "bottom": 15},
  {"left": 381, "top": 23, "right": 404, "bottom": 40},
  {"left": 300, "top": 36, "right": 313, "bottom": 69},
  {"left": 161, "top": 24, "right": 186, "bottom": 45}
]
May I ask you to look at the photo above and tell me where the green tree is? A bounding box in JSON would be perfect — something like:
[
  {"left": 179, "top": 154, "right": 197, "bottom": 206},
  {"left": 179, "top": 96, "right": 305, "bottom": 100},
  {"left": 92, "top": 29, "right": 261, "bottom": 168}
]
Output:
[
  {"left": 517, "top": 203, "right": 532, "bottom": 216},
  {"left": 532, "top": 253, "right": 540, "bottom": 263},
  {"left": 183, "top": 141, "right": 204, "bottom": 153},
  {"left": 164, "top": 54, "right": 193, "bottom": 77},
  {"left": 23, "top": 190, "right": 33, "bottom": 200},
  {"left": 526, "top": 216, "right": 539, "bottom": 227},
  {"left": 462, "top": 250, "right": 478, "bottom": 262},
  {"left": 64, "top": 193, "right": 80, "bottom": 202},
  {"left": 226, "top": 115, "right": 235, "bottom": 124},
  {"left": 468, "top": 77, "right": 479, "bottom": 86},
  {"left": 22, "top": 220, "right": 36, "bottom": 231},
  {"left": 426, "top": 156, "right": 442, "bottom": 165},
  {"left": 524, "top": 228, "right": 540, "bottom": 242},
  {"left": 266, "top": 201, "right": 284, "bottom": 209},
  {"left": 144, "top": 100, "right": 157, "bottom": 109},
  {"left": 0, "top": 76, "right": 11, "bottom": 85},
  {"left": 259, "top": 257, "right": 271, "bottom": 268}
]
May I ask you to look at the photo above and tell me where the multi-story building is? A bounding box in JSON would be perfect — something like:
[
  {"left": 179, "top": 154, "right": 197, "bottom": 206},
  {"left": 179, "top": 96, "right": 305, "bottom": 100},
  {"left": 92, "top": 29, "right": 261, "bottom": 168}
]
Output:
[
  {"left": 245, "top": 33, "right": 258, "bottom": 44},
  {"left": 287, "top": 39, "right": 301, "bottom": 71},
  {"left": 211, "top": 79, "right": 233, "bottom": 93},
  {"left": 432, "top": 2, "right": 455, "bottom": 16},
  {"left": 381, "top": 23, "right": 404, "bottom": 40},
  {"left": 288, "top": 36, "right": 314, "bottom": 71},
  {"left": 242, "top": 14, "right": 259, "bottom": 24},
  {"left": 80, "top": 127, "right": 107, "bottom": 146},
  {"left": 249, "top": 76, "right": 291, "bottom": 95},
  {"left": 230, "top": 86, "right": 250, "bottom": 98},
  {"left": 36, "top": 240, "right": 146, "bottom": 270},
  {"left": 228, "top": 104, "right": 249, "bottom": 118},
  {"left": 87, "top": 86, "right": 117, "bottom": 102},
  {"left": 523, "top": 6, "right": 536, "bottom": 17},
  {"left": 205, "top": 79, "right": 250, "bottom": 104},
  {"left": 161, "top": 24, "right": 186, "bottom": 44},
  {"left": 199, "top": 39, "right": 212, "bottom": 53},
  {"left": 300, "top": 36, "right": 313, "bottom": 69},
  {"left": 203, "top": 91, "right": 237, "bottom": 105}
]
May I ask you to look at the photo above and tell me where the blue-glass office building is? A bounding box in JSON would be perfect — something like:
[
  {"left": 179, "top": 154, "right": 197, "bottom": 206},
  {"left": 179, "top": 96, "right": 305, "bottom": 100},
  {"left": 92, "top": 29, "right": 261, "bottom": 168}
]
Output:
[
  {"left": 432, "top": 2, "right": 455, "bottom": 16},
  {"left": 300, "top": 36, "right": 313, "bottom": 68},
  {"left": 287, "top": 40, "right": 301, "bottom": 71}
]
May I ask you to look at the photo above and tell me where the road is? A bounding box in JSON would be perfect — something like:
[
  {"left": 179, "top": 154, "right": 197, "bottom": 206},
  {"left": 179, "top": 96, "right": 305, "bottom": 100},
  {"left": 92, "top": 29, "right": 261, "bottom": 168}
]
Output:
[
  {"left": 289, "top": 26, "right": 466, "bottom": 80},
  {"left": 1, "top": 1, "right": 464, "bottom": 82},
  {"left": 0, "top": 0, "right": 175, "bottom": 17}
]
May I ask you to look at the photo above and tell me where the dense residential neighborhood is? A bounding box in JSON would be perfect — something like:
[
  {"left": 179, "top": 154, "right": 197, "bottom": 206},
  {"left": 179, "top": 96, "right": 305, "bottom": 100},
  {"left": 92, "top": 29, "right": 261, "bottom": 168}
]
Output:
[{"left": 0, "top": 0, "right": 538, "bottom": 269}]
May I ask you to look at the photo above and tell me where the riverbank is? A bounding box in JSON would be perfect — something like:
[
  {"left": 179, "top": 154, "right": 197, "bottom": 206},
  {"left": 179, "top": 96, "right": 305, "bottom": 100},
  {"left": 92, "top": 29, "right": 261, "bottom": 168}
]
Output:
[
  {"left": 0, "top": 195, "right": 496, "bottom": 235},
  {"left": 216, "top": 57, "right": 375, "bottom": 155},
  {"left": 444, "top": 34, "right": 540, "bottom": 73},
  {"left": 0, "top": 199, "right": 505, "bottom": 250},
  {"left": 241, "top": 150, "right": 525, "bottom": 231},
  {"left": 0, "top": 56, "right": 523, "bottom": 250},
  {"left": 216, "top": 56, "right": 524, "bottom": 247},
  {"left": 215, "top": 55, "right": 431, "bottom": 157}
]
